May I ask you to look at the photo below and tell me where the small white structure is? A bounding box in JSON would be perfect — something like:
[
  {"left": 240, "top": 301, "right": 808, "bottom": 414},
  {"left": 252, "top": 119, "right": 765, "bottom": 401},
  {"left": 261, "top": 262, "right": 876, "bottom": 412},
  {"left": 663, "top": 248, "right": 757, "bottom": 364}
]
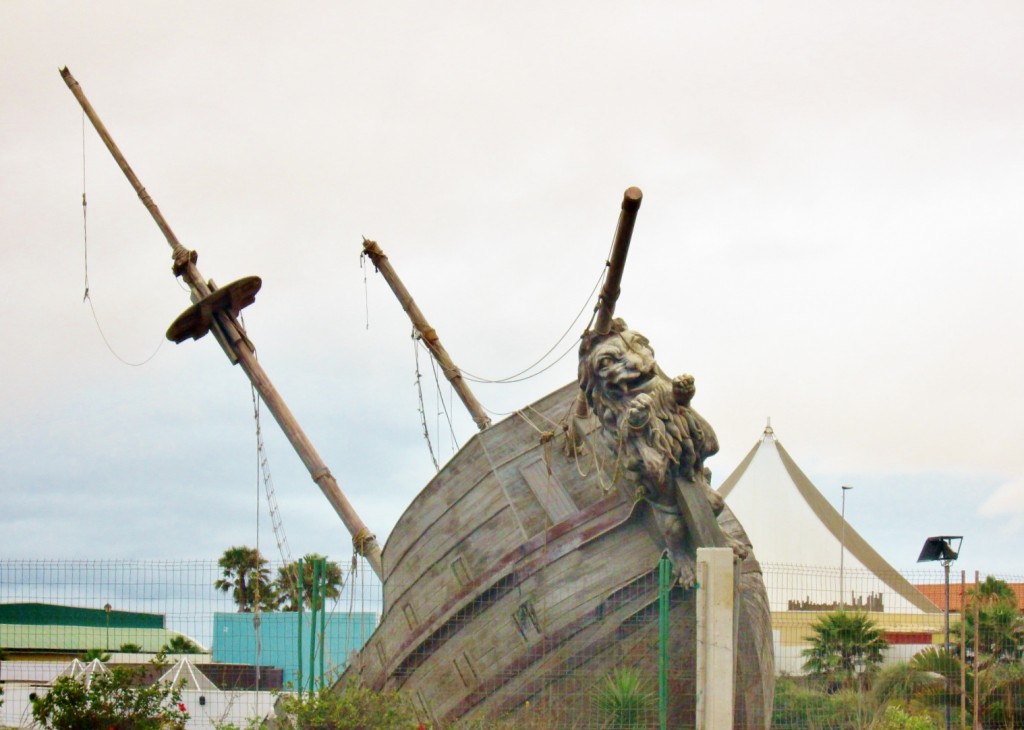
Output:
[
  {"left": 0, "top": 657, "right": 276, "bottom": 729},
  {"left": 159, "top": 657, "right": 219, "bottom": 691},
  {"left": 52, "top": 657, "right": 110, "bottom": 687},
  {"left": 152, "top": 657, "right": 276, "bottom": 729}
]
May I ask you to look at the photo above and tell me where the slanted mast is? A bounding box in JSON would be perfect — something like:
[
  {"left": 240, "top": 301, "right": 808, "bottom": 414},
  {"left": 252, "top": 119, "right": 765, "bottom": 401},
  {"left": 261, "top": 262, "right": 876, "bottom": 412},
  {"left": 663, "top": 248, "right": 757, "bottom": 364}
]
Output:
[{"left": 61, "top": 67, "right": 383, "bottom": 578}]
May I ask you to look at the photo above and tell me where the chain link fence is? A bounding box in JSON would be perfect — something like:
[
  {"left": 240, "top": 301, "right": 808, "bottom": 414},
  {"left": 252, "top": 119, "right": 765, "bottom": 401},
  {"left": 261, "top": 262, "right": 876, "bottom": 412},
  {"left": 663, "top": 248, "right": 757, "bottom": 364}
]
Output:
[{"left": 1, "top": 559, "right": 1021, "bottom": 728}]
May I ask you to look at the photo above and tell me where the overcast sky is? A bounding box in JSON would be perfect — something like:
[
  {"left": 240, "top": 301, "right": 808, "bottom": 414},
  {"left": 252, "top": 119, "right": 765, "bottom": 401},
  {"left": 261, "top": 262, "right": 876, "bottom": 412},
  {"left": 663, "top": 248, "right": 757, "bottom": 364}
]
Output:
[{"left": 2, "top": 2, "right": 1022, "bottom": 581}]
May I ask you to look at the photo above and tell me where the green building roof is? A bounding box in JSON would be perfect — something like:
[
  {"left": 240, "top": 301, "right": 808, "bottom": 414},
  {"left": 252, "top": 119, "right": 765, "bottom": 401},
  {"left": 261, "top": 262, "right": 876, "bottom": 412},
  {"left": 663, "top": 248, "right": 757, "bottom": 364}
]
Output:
[
  {"left": 0, "top": 602, "right": 164, "bottom": 629},
  {"left": 0, "top": 623, "right": 199, "bottom": 653}
]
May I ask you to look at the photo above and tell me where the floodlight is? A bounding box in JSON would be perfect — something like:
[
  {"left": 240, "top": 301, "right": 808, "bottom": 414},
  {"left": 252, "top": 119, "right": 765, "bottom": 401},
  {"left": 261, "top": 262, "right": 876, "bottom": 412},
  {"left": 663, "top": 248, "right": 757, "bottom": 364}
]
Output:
[
  {"left": 916, "top": 536, "right": 962, "bottom": 563},
  {"left": 916, "top": 535, "right": 962, "bottom": 730}
]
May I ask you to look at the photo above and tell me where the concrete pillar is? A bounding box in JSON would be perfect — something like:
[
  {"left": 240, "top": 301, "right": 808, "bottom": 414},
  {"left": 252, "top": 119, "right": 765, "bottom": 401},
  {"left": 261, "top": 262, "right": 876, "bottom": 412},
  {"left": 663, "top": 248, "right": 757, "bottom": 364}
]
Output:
[{"left": 696, "top": 547, "right": 735, "bottom": 730}]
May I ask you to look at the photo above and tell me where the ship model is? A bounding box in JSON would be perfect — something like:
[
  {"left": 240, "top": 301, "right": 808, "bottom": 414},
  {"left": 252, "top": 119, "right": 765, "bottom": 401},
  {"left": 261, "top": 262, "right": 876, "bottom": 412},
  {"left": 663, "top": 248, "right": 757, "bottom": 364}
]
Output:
[{"left": 63, "top": 68, "right": 774, "bottom": 728}]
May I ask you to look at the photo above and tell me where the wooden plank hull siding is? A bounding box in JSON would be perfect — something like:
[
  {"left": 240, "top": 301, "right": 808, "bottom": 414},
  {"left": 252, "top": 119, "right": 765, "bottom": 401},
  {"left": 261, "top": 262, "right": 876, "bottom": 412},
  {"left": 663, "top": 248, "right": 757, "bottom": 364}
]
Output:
[{"left": 343, "top": 382, "right": 774, "bottom": 729}]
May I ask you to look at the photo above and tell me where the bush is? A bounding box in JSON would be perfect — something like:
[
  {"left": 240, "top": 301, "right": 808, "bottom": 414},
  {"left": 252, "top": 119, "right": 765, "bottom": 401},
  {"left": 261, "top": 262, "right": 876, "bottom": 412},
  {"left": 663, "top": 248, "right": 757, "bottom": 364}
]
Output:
[
  {"left": 31, "top": 662, "right": 187, "bottom": 730},
  {"left": 875, "top": 704, "right": 939, "bottom": 730},
  {"left": 772, "top": 676, "right": 859, "bottom": 730},
  {"left": 273, "top": 682, "right": 418, "bottom": 730}
]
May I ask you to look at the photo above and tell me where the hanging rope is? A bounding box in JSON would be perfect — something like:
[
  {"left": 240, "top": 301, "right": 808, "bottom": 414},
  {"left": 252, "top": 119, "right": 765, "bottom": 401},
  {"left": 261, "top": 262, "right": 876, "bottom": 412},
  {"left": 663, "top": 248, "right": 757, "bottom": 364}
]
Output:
[
  {"left": 427, "top": 344, "right": 459, "bottom": 453},
  {"left": 359, "top": 248, "right": 370, "bottom": 330},
  {"left": 459, "top": 263, "right": 606, "bottom": 385},
  {"left": 253, "top": 386, "right": 264, "bottom": 690},
  {"left": 413, "top": 332, "right": 441, "bottom": 471},
  {"left": 81, "top": 113, "right": 89, "bottom": 302},
  {"left": 79, "top": 110, "right": 164, "bottom": 368}
]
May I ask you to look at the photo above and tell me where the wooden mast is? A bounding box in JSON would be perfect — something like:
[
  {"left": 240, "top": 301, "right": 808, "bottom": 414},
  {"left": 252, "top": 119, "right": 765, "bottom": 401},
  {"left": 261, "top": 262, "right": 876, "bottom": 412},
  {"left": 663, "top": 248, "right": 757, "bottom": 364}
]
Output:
[
  {"left": 361, "top": 239, "right": 491, "bottom": 430},
  {"left": 593, "top": 186, "right": 643, "bottom": 335},
  {"left": 61, "top": 67, "right": 383, "bottom": 579},
  {"left": 570, "top": 187, "right": 643, "bottom": 430}
]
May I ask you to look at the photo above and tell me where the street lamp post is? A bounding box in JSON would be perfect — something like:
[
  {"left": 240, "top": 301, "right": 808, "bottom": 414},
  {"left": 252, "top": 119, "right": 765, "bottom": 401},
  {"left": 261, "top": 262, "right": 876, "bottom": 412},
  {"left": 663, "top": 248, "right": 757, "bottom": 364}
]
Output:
[
  {"left": 104, "top": 603, "right": 112, "bottom": 652},
  {"left": 840, "top": 485, "right": 853, "bottom": 609},
  {"left": 917, "top": 535, "right": 963, "bottom": 730}
]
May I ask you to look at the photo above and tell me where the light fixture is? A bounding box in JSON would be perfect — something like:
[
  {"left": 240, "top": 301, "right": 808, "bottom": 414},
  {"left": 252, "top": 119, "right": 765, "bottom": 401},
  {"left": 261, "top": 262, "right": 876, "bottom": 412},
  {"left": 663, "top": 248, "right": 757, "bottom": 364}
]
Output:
[
  {"left": 839, "top": 485, "right": 853, "bottom": 609},
  {"left": 917, "top": 535, "right": 962, "bottom": 730}
]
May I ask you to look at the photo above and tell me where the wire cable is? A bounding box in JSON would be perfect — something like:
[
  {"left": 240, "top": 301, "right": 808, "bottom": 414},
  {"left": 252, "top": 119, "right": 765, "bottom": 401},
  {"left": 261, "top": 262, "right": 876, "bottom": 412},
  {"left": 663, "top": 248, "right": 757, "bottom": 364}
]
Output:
[{"left": 79, "top": 110, "right": 164, "bottom": 367}]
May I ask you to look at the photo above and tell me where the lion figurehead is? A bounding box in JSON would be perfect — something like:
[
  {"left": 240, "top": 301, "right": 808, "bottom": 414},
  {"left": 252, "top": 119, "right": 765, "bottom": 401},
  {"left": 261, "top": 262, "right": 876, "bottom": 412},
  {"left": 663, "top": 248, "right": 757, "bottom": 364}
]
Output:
[
  {"left": 578, "top": 318, "right": 719, "bottom": 489},
  {"left": 579, "top": 319, "right": 667, "bottom": 426}
]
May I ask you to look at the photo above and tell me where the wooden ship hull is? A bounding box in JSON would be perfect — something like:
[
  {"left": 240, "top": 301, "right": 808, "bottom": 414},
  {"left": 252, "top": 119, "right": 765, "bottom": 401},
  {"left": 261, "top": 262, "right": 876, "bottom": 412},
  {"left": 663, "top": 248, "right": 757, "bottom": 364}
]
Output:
[
  {"left": 61, "top": 73, "right": 773, "bottom": 728},
  {"left": 346, "top": 382, "right": 774, "bottom": 728}
]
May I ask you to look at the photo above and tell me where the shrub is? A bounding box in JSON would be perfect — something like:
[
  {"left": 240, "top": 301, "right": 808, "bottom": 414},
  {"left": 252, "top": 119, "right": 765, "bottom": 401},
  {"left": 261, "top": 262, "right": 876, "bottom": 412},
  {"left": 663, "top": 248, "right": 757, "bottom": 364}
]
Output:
[
  {"left": 273, "top": 681, "right": 418, "bottom": 730},
  {"left": 31, "top": 662, "right": 187, "bottom": 730},
  {"left": 772, "top": 676, "right": 859, "bottom": 730},
  {"left": 875, "top": 704, "right": 939, "bottom": 730},
  {"left": 593, "top": 668, "right": 654, "bottom": 729}
]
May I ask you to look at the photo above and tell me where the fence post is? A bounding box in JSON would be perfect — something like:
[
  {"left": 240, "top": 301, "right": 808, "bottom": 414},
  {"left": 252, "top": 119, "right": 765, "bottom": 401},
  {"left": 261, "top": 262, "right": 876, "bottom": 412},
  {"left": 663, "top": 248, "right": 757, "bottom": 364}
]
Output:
[
  {"left": 658, "top": 554, "right": 671, "bottom": 730},
  {"left": 320, "top": 558, "right": 327, "bottom": 689},
  {"left": 696, "top": 547, "right": 735, "bottom": 730},
  {"left": 297, "top": 557, "right": 304, "bottom": 698},
  {"left": 310, "top": 558, "right": 320, "bottom": 694}
]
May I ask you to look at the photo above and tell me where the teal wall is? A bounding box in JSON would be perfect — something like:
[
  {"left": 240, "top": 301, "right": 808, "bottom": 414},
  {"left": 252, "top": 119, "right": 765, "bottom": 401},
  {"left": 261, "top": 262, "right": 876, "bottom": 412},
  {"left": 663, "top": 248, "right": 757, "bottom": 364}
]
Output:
[{"left": 212, "top": 611, "right": 377, "bottom": 689}]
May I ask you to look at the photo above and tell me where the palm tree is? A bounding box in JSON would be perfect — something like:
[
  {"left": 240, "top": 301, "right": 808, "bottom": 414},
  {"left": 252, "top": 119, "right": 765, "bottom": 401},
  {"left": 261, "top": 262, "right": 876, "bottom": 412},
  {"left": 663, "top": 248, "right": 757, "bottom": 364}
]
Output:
[
  {"left": 160, "top": 635, "right": 202, "bottom": 654},
  {"left": 80, "top": 648, "right": 111, "bottom": 662},
  {"left": 275, "top": 553, "right": 344, "bottom": 612},
  {"left": 907, "top": 646, "right": 1024, "bottom": 729},
  {"left": 955, "top": 576, "right": 1024, "bottom": 663},
  {"left": 214, "top": 546, "right": 278, "bottom": 612},
  {"left": 802, "top": 611, "right": 888, "bottom": 689},
  {"left": 908, "top": 578, "right": 1024, "bottom": 727}
]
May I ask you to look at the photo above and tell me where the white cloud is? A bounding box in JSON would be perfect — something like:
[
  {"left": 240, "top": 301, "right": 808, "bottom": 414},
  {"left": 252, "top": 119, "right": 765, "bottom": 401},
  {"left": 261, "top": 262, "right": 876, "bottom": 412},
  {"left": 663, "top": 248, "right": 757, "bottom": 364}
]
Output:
[{"left": 979, "top": 475, "right": 1024, "bottom": 537}]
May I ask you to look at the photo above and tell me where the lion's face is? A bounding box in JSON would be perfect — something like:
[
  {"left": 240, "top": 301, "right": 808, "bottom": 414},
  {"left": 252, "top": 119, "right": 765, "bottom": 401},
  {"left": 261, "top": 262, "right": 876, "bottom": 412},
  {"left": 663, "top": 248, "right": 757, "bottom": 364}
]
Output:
[{"left": 581, "top": 329, "right": 658, "bottom": 402}]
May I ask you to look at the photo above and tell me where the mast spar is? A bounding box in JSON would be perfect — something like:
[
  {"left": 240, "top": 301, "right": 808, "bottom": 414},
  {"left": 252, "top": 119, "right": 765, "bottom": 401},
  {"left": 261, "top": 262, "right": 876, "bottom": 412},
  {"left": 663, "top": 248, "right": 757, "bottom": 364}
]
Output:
[
  {"left": 361, "top": 239, "right": 491, "bottom": 431},
  {"left": 61, "top": 67, "right": 383, "bottom": 579},
  {"left": 568, "top": 187, "right": 643, "bottom": 446},
  {"left": 593, "top": 187, "right": 642, "bottom": 335}
]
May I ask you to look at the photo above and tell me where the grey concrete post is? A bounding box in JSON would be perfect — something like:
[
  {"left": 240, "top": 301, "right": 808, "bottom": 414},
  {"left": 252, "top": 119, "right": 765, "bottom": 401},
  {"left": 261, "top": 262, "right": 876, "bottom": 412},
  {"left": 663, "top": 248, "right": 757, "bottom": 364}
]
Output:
[{"left": 696, "top": 547, "right": 735, "bottom": 730}]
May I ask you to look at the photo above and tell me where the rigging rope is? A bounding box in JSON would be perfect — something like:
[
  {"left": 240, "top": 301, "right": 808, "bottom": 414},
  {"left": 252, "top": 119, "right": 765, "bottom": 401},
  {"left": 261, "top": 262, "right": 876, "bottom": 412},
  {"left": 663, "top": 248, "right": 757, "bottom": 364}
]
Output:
[
  {"left": 250, "top": 379, "right": 296, "bottom": 580},
  {"left": 253, "top": 385, "right": 263, "bottom": 689},
  {"left": 459, "top": 262, "right": 606, "bottom": 385},
  {"left": 359, "top": 249, "right": 370, "bottom": 330},
  {"left": 427, "top": 344, "right": 459, "bottom": 452},
  {"left": 81, "top": 113, "right": 89, "bottom": 302},
  {"left": 413, "top": 332, "right": 441, "bottom": 471},
  {"left": 79, "top": 110, "right": 164, "bottom": 368}
]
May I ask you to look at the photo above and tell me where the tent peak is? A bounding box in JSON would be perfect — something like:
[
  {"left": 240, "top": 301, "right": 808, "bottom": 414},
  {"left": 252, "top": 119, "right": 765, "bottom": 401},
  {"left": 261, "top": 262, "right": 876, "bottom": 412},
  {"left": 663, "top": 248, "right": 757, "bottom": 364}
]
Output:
[{"left": 762, "top": 417, "right": 775, "bottom": 440}]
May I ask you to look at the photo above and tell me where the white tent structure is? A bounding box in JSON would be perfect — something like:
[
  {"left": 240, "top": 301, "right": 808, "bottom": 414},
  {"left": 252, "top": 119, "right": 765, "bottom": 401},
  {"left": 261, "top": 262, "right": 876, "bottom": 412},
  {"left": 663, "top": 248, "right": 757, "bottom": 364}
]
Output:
[
  {"left": 158, "top": 657, "right": 218, "bottom": 691},
  {"left": 52, "top": 657, "right": 110, "bottom": 688},
  {"left": 717, "top": 424, "right": 942, "bottom": 672},
  {"left": 156, "top": 657, "right": 275, "bottom": 730},
  {"left": 718, "top": 423, "right": 938, "bottom": 614}
]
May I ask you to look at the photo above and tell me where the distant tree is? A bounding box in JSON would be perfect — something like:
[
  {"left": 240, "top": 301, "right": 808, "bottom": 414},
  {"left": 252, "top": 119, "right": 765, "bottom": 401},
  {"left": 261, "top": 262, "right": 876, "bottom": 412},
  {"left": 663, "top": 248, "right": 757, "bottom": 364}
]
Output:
[
  {"left": 275, "top": 554, "right": 344, "bottom": 612},
  {"left": 160, "top": 635, "right": 202, "bottom": 655},
  {"left": 79, "top": 648, "right": 111, "bottom": 663},
  {"left": 802, "top": 611, "right": 888, "bottom": 689},
  {"left": 117, "top": 642, "right": 143, "bottom": 653},
  {"left": 214, "top": 546, "right": 278, "bottom": 612}
]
